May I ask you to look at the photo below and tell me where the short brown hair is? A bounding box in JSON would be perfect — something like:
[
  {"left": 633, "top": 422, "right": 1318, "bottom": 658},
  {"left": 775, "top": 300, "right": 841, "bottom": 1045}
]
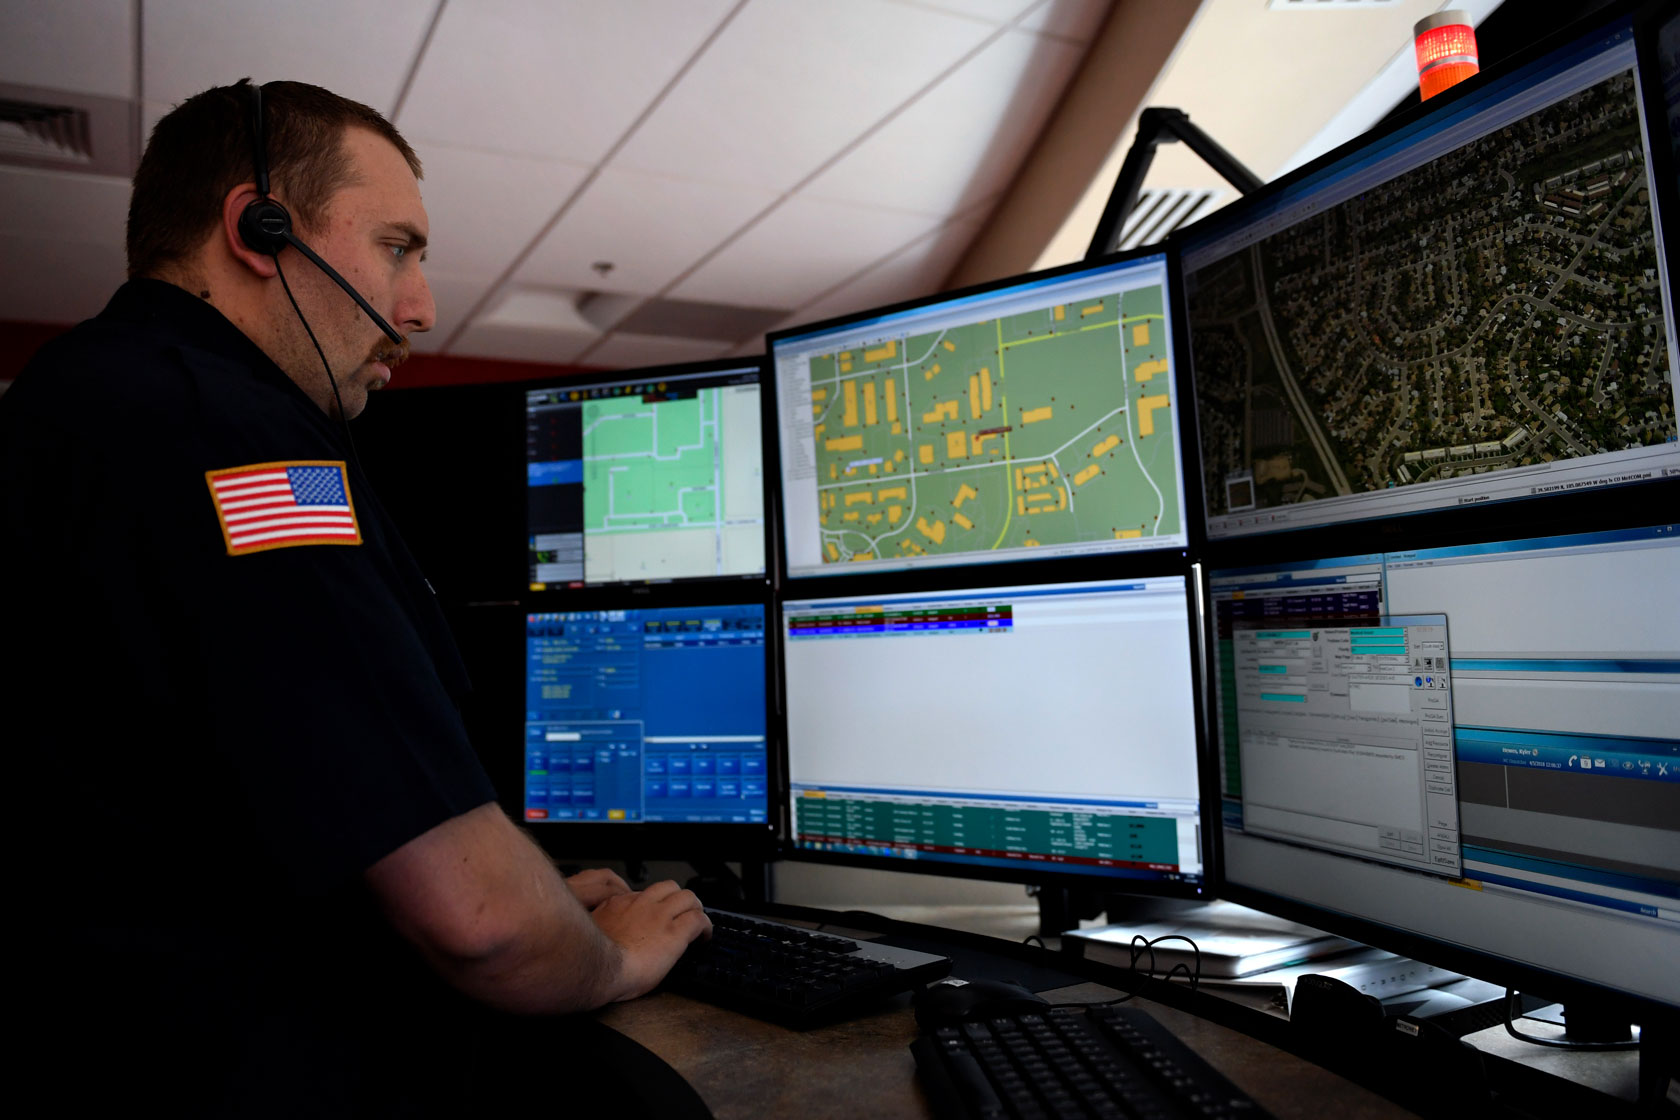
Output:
[{"left": 126, "top": 78, "right": 422, "bottom": 278}]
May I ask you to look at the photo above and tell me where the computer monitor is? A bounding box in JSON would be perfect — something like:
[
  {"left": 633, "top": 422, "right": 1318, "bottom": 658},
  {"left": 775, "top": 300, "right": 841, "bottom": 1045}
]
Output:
[
  {"left": 780, "top": 571, "right": 1208, "bottom": 894},
  {"left": 1178, "top": 6, "right": 1678, "bottom": 541},
  {"left": 769, "top": 250, "right": 1189, "bottom": 578},
  {"left": 521, "top": 598, "right": 777, "bottom": 858},
  {"left": 1209, "top": 524, "right": 1680, "bottom": 1020},
  {"left": 524, "top": 358, "right": 768, "bottom": 588}
]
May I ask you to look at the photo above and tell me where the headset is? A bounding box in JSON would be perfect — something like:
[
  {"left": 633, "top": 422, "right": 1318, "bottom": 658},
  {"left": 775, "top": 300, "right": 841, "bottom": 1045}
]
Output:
[
  {"left": 236, "top": 81, "right": 400, "bottom": 459},
  {"left": 237, "top": 81, "right": 403, "bottom": 346}
]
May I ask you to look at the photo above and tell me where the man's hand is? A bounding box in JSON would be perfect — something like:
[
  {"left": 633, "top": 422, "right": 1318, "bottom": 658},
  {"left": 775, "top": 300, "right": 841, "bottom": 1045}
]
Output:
[
  {"left": 589, "top": 880, "right": 712, "bottom": 1002},
  {"left": 564, "top": 868, "right": 632, "bottom": 910}
]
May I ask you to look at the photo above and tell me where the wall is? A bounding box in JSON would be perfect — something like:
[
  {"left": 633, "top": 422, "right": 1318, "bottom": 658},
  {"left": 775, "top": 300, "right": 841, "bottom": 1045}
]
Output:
[{"left": 944, "top": 0, "right": 1202, "bottom": 288}]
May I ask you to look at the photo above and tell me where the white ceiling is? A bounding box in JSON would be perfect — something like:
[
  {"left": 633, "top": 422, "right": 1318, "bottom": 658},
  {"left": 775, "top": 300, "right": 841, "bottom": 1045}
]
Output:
[
  {"left": 0, "top": 0, "right": 1111, "bottom": 370},
  {"left": 1028, "top": 0, "right": 1503, "bottom": 270}
]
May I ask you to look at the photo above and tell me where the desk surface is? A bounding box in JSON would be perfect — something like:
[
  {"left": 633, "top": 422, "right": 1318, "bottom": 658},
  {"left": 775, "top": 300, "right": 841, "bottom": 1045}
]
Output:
[
  {"left": 600, "top": 983, "right": 1414, "bottom": 1120},
  {"left": 598, "top": 906, "right": 1421, "bottom": 1120}
]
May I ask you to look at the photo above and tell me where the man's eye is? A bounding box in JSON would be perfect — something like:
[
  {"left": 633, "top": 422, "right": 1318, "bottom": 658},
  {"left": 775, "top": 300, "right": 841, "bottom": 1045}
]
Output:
[{"left": 389, "top": 244, "right": 408, "bottom": 259}]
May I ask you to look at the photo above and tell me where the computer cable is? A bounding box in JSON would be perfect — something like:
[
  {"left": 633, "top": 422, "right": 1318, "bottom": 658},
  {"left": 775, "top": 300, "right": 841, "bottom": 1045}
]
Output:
[
  {"left": 273, "top": 254, "right": 365, "bottom": 479},
  {"left": 1053, "top": 933, "right": 1205, "bottom": 1010},
  {"left": 1501, "top": 989, "right": 1640, "bottom": 1051}
]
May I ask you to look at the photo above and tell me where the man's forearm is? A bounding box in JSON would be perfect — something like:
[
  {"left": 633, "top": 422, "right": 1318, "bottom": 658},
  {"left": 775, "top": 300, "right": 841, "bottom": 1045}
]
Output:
[{"left": 368, "top": 803, "right": 632, "bottom": 1013}]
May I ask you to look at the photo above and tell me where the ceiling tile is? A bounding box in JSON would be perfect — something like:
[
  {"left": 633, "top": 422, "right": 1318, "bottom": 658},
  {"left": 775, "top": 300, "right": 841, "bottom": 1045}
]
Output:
[
  {"left": 0, "top": 234, "right": 126, "bottom": 324},
  {"left": 672, "top": 195, "right": 942, "bottom": 310},
  {"left": 614, "top": 0, "right": 997, "bottom": 192},
  {"left": 1017, "top": 0, "right": 1112, "bottom": 41},
  {"left": 0, "top": 167, "right": 130, "bottom": 246},
  {"left": 141, "top": 0, "right": 438, "bottom": 113},
  {"left": 582, "top": 333, "right": 736, "bottom": 370},
  {"left": 416, "top": 146, "right": 590, "bottom": 281},
  {"left": 775, "top": 211, "right": 987, "bottom": 329},
  {"left": 803, "top": 28, "right": 1083, "bottom": 217},
  {"left": 517, "top": 167, "right": 780, "bottom": 296},
  {"left": 450, "top": 321, "right": 599, "bottom": 365},
  {"left": 0, "top": 0, "right": 134, "bottom": 99},
  {"left": 396, "top": 0, "right": 736, "bottom": 162},
  {"left": 890, "top": 0, "right": 1041, "bottom": 24}
]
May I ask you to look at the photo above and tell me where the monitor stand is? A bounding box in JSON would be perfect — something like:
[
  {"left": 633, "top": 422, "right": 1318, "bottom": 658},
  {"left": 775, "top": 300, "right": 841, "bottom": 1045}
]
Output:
[{"left": 1032, "top": 885, "right": 1216, "bottom": 937}]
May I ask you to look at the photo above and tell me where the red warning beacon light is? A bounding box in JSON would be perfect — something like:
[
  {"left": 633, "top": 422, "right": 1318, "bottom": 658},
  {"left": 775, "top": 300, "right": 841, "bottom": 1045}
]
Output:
[{"left": 1414, "top": 11, "right": 1480, "bottom": 101}]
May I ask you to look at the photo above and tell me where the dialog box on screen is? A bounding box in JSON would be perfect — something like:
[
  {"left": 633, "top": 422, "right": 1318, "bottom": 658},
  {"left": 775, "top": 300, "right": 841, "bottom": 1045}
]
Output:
[{"left": 1233, "top": 615, "right": 1462, "bottom": 877}]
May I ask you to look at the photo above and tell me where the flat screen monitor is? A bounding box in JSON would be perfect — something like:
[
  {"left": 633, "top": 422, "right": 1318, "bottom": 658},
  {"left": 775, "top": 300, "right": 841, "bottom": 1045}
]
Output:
[
  {"left": 1210, "top": 524, "right": 1680, "bottom": 1018},
  {"left": 770, "top": 251, "right": 1189, "bottom": 578},
  {"left": 1179, "top": 10, "right": 1679, "bottom": 541},
  {"left": 524, "top": 359, "right": 767, "bottom": 588},
  {"left": 521, "top": 600, "right": 775, "bottom": 855},
  {"left": 781, "top": 573, "right": 1207, "bottom": 893}
]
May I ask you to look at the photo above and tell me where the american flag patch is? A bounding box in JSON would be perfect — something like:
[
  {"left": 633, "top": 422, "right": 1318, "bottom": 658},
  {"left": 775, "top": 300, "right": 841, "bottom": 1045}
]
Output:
[{"left": 205, "top": 460, "right": 362, "bottom": 556}]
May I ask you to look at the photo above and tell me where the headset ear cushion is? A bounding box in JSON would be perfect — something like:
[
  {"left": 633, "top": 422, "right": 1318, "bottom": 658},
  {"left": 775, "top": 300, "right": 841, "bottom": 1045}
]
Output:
[{"left": 238, "top": 197, "right": 292, "bottom": 256}]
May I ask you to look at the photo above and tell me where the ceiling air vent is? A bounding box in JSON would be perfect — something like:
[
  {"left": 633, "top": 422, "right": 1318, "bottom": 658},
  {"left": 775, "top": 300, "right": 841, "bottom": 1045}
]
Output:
[
  {"left": 1117, "top": 188, "right": 1227, "bottom": 250},
  {"left": 0, "top": 83, "right": 137, "bottom": 177}
]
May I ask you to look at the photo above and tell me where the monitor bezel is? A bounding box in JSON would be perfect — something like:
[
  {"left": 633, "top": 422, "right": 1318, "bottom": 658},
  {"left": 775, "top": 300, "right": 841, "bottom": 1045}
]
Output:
[
  {"left": 1167, "top": 0, "right": 1679, "bottom": 553},
  {"left": 521, "top": 355, "right": 777, "bottom": 599},
  {"left": 765, "top": 244, "right": 1194, "bottom": 584},
  {"left": 771, "top": 554, "right": 1217, "bottom": 900},
  {"left": 506, "top": 582, "right": 785, "bottom": 864}
]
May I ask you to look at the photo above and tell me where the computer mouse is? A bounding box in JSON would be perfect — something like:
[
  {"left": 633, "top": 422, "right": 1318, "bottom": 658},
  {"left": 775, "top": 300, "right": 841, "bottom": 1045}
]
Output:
[{"left": 913, "top": 976, "right": 1050, "bottom": 1029}]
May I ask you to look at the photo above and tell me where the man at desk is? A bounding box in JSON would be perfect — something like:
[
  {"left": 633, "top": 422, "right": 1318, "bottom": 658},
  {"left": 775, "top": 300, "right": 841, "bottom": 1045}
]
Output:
[{"left": 3, "top": 79, "right": 710, "bottom": 1113}]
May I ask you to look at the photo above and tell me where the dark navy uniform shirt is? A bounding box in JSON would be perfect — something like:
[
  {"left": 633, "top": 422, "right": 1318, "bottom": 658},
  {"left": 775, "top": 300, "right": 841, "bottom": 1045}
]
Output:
[{"left": 3, "top": 278, "right": 499, "bottom": 1115}]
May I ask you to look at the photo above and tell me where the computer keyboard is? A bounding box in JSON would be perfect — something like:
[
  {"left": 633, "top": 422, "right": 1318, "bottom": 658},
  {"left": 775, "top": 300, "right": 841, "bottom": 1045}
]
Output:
[
  {"left": 664, "top": 908, "right": 952, "bottom": 1028},
  {"left": 913, "top": 1004, "right": 1272, "bottom": 1120}
]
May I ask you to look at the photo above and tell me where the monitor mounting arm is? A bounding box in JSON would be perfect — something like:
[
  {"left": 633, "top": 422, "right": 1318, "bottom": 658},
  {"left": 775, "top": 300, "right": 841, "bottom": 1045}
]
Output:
[{"left": 1085, "top": 107, "right": 1264, "bottom": 260}]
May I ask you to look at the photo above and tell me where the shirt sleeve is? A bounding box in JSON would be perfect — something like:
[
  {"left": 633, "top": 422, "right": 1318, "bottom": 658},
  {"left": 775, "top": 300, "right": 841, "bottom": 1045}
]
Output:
[
  {"left": 192, "top": 530, "right": 500, "bottom": 893},
  {"left": 149, "top": 354, "right": 499, "bottom": 894}
]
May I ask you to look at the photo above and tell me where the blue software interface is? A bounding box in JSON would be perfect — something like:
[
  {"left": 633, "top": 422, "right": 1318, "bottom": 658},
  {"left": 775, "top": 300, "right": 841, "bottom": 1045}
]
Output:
[
  {"left": 1210, "top": 525, "right": 1680, "bottom": 1007},
  {"left": 524, "top": 603, "right": 768, "bottom": 824}
]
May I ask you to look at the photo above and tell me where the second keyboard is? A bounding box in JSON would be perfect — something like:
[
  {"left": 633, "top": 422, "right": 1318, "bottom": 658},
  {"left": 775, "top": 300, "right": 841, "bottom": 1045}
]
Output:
[{"left": 666, "top": 909, "right": 952, "bottom": 1028}]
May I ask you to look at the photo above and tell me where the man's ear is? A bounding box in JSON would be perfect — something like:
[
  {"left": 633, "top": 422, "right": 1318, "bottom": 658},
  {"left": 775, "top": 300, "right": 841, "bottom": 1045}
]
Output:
[{"left": 220, "top": 182, "right": 279, "bottom": 279}]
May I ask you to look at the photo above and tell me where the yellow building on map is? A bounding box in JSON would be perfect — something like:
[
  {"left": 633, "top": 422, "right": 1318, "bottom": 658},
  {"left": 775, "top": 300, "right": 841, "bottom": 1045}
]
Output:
[
  {"left": 1138, "top": 393, "right": 1170, "bottom": 436},
  {"left": 923, "top": 400, "right": 959, "bottom": 424},
  {"left": 1021, "top": 405, "right": 1052, "bottom": 425}
]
